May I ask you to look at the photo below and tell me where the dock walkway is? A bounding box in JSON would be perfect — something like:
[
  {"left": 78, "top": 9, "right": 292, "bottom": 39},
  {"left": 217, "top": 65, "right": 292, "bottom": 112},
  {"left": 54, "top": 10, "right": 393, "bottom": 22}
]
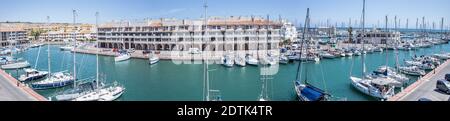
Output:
[
  {"left": 0, "top": 69, "right": 47, "bottom": 101},
  {"left": 388, "top": 59, "right": 450, "bottom": 101}
]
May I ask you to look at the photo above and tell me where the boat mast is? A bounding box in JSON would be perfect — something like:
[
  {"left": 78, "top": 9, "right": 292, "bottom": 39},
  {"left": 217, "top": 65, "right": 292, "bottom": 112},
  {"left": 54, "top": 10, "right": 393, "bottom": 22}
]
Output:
[
  {"left": 361, "top": 0, "right": 366, "bottom": 78},
  {"left": 296, "top": 8, "right": 309, "bottom": 81},
  {"left": 441, "top": 17, "right": 444, "bottom": 39},
  {"left": 47, "top": 16, "right": 51, "bottom": 77},
  {"left": 385, "top": 15, "right": 388, "bottom": 67},
  {"left": 73, "top": 9, "right": 77, "bottom": 88},
  {"left": 394, "top": 16, "right": 399, "bottom": 70},
  {"left": 406, "top": 19, "right": 409, "bottom": 30},
  {"left": 203, "top": 0, "right": 209, "bottom": 101},
  {"left": 96, "top": 12, "right": 100, "bottom": 89},
  {"left": 422, "top": 17, "right": 425, "bottom": 47},
  {"left": 304, "top": 9, "right": 310, "bottom": 83},
  {"left": 264, "top": 14, "right": 270, "bottom": 100}
]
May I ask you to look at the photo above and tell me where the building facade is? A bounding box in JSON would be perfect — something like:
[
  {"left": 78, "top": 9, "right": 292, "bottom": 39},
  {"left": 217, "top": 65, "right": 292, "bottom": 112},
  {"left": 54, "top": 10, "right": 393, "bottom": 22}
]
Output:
[
  {"left": 280, "top": 21, "right": 298, "bottom": 42},
  {"left": 36, "top": 24, "right": 95, "bottom": 41},
  {"left": 356, "top": 29, "right": 400, "bottom": 45},
  {"left": 97, "top": 17, "right": 283, "bottom": 51},
  {"left": 0, "top": 29, "right": 28, "bottom": 47}
]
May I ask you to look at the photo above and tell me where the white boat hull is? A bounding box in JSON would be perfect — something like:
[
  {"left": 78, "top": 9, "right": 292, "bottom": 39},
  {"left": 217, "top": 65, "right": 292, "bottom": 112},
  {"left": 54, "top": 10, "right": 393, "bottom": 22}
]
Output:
[
  {"left": 149, "top": 57, "right": 159, "bottom": 65},
  {"left": 350, "top": 76, "right": 393, "bottom": 100},
  {"left": 1, "top": 61, "right": 30, "bottom": 69},
  {"left": 115, "top": 54, "right": 131, "bottom": 62}
]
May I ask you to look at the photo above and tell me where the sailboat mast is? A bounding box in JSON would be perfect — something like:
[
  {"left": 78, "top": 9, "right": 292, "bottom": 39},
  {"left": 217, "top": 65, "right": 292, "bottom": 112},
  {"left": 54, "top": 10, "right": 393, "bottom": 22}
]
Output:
[
  {"left": 422, "top": 17, "right": 425, "bottom": 46},
  {"left": 361, "top": 0, "right": 366, "bottom": 78},
  {"left": 394, "top": 16, "right": 399, "bottom": 69},
  {"left": 441, "top": 18, "right": 444, "bottom": 39},
  {"left": 304, "top": 10, "right": 310, "bottom": 82},
  {"left": 96, "top": 12, "right": 100, "bottom": 89},
  {"left": 203, "top": 0, "right": 209, "bottom": 101},
  {"left": 296, "top": 8, "right": 309, "bottom": 81},
  {"left": 73, "top": 9, "right": 77, "bottom": 88},
  {"left": 385, "top": 16, "right": 388, "bottom": 67},
  {"left": 47, "top": 16, "right": 51, "bottom": 77}
]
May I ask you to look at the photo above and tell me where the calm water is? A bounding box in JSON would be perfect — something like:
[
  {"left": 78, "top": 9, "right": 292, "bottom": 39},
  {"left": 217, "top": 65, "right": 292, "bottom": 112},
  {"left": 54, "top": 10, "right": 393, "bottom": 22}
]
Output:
[{"left": 7, "top": 42, "right": 450, "bottom": 101}]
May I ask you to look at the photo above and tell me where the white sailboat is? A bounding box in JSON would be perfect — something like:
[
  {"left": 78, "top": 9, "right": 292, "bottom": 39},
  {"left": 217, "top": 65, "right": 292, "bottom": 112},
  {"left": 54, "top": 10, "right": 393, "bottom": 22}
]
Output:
[
  {"left": 369, "top": 66, "right": 409, "bottom": 83},
  {"left": 1, "top": 41, "right": 31, "bottom": 69},
  {"left": 221, "top": 54, "right": 234, "bottom": 67},
  {"left": 405, "top": 60, "right": 435, "bottom": 70},
  {"left": 1, "top": 61, "right": 30, "bottom": 69},
  {"left": 148, "top": 52, "right": 160, "bottom": 65},
  {"left": 245, "top": 54, "right": 259, "bottom": 66},
  {"left": 114, "top": 21, "right": 131, "bottom": 62},
  {"left": 32, "top": 15, "right": 75, "bottom": 90},
  {"left": 234, "top": 54, "right": 246, "bottom": 67},
  {"left": 72, "top": 12, "right": 125, "bottom": 101},
  {"left": 349, "top": 0, "right": 395, "bottom": 100},
  {"left": 261, "top": 53, "right": 277, "bottom": 66},
  {"left": 115, "top": 53, "right": 131, "bottom": 62},
  {"left": 319, "top": 51, "right": 336, "bottom": 59},
  {"left": 399, "top": 66, "right": 426, "bottom": 76},
  {"left": 432, "top": 53, "right": 450, "bottom": 60},
  {"left": 367, "top": 16, "right": 409, "bottom": 85},
  {"left": 97, "top": 83, "right": 126, "bottom": 101},
  {"left": 60, "top": 45, "right": 74, "bottom": 51},
  {"left": 202, "top": 1, "right": 222, "bottom": 101},
  {"left": 278, "top": 54, "right": 289, "bottom": 64},
  {"left": 19, "top": 41, "right": 48, "bottom": 82}
]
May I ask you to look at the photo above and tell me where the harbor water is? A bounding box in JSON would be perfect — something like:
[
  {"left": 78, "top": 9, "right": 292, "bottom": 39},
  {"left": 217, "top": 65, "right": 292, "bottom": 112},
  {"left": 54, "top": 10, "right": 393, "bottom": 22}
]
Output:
[{"left": 7, "top": 42, "right": 450, "bottom": 101}]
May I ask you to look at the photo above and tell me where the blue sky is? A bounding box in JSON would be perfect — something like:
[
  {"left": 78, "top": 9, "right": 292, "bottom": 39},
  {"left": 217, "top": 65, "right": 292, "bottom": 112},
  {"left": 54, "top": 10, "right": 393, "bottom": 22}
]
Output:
[{"left": 1, "top": 0, "right": 449, "bottom": 28}]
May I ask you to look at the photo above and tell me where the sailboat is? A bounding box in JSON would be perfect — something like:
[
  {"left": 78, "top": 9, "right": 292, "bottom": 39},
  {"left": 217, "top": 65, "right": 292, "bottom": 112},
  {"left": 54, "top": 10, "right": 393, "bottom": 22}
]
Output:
[
  {"left": 245, "top": 54, "right": 259, "bottom": 66},
  {"left": 115, "top": 52, "right": 131, "bottom": 62},
  {"left": 349, "top": 0, "right": 395, "bottom": 100},
  {"left": 221, "top": 52, "right": 234, "bottom": 67},
  {"left": 72, "top": 12, "right": 125, "bottom": 101},
  {"left": 234, "top": 54, "right": 246, "bottom": 67},
  {"left": 148, "top": 52, "right": 160, "bottom": 65},
  {"left": 31, "top": 14, "right": 75, "bottom": 90},
  {"left": 19, "top": 43, "right": 48, "bottom": 82},
  {"left": 294, "top": 8, "right": 330, "bottom": 101},
  {"left": 19, "top": 68, "right": 49, "bottom": 82},
  {"left": 367, "top": 16, "right": 409, "bottom": 85},
  {"left": 31, "top": 71, "right": 74, "bottom": 90},
  {"left": 399, "top": 66, "right": 426, "bottom": 76},
  {"left": 201, "top": 0, "right": 222, "bottom": 101},
  {"left": 1, "top": 41, "right": 31, "bottom": 69},
  {"left": 1, "top": 61, "right": 30, "bottom": 69},
  {"left": 114, "top": 21, "right": 131, "bottom": 62},
  {"left": 60, "top": 44, "right": 74, "bottom": 51},
  {"left": 278, "top": 54, "right": 289, "bottom": 64}
]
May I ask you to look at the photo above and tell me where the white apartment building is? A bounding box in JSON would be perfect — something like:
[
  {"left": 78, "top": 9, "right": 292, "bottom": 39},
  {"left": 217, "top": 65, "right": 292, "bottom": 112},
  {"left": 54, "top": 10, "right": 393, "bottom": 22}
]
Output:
[{"left": 97, "top": 17, "right": 284, "bottom": 51}]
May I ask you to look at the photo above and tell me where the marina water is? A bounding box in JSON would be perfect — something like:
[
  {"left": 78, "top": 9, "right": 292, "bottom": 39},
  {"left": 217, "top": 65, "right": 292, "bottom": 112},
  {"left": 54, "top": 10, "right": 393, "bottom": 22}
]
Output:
[{"left": 7, "top": 42, "right": 450, "bottom": 101}]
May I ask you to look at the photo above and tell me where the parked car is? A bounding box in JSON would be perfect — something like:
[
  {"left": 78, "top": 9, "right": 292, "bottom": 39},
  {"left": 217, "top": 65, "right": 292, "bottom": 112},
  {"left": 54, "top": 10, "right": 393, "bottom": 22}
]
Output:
[
  {"left": 445, "top": 74, "right": 450, "bottom": 81},
  {"left": 418, "top": 98, "right": 432, "bottom": 101},
  {"left": 436, "top": 79, "right": 450, "bottom": 94}
]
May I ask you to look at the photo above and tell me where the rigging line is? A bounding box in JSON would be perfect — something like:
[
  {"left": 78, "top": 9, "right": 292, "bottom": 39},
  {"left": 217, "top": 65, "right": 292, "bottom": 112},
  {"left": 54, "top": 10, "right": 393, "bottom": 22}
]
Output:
[
  {"left": 34, "top": 45, "right": 42, "bottom": 69},
  {"left": 319, "top": 62, "right": 328, "bottom": 93}
]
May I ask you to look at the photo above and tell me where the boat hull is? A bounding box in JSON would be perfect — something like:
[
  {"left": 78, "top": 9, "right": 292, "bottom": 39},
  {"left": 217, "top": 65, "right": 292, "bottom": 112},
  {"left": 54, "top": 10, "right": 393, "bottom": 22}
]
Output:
[
  {"left": 1, "top": 61, "right": 30, "bottom": 69},
  {"left": 19, "top": 72, "right": 48, "bottom": 82}
]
